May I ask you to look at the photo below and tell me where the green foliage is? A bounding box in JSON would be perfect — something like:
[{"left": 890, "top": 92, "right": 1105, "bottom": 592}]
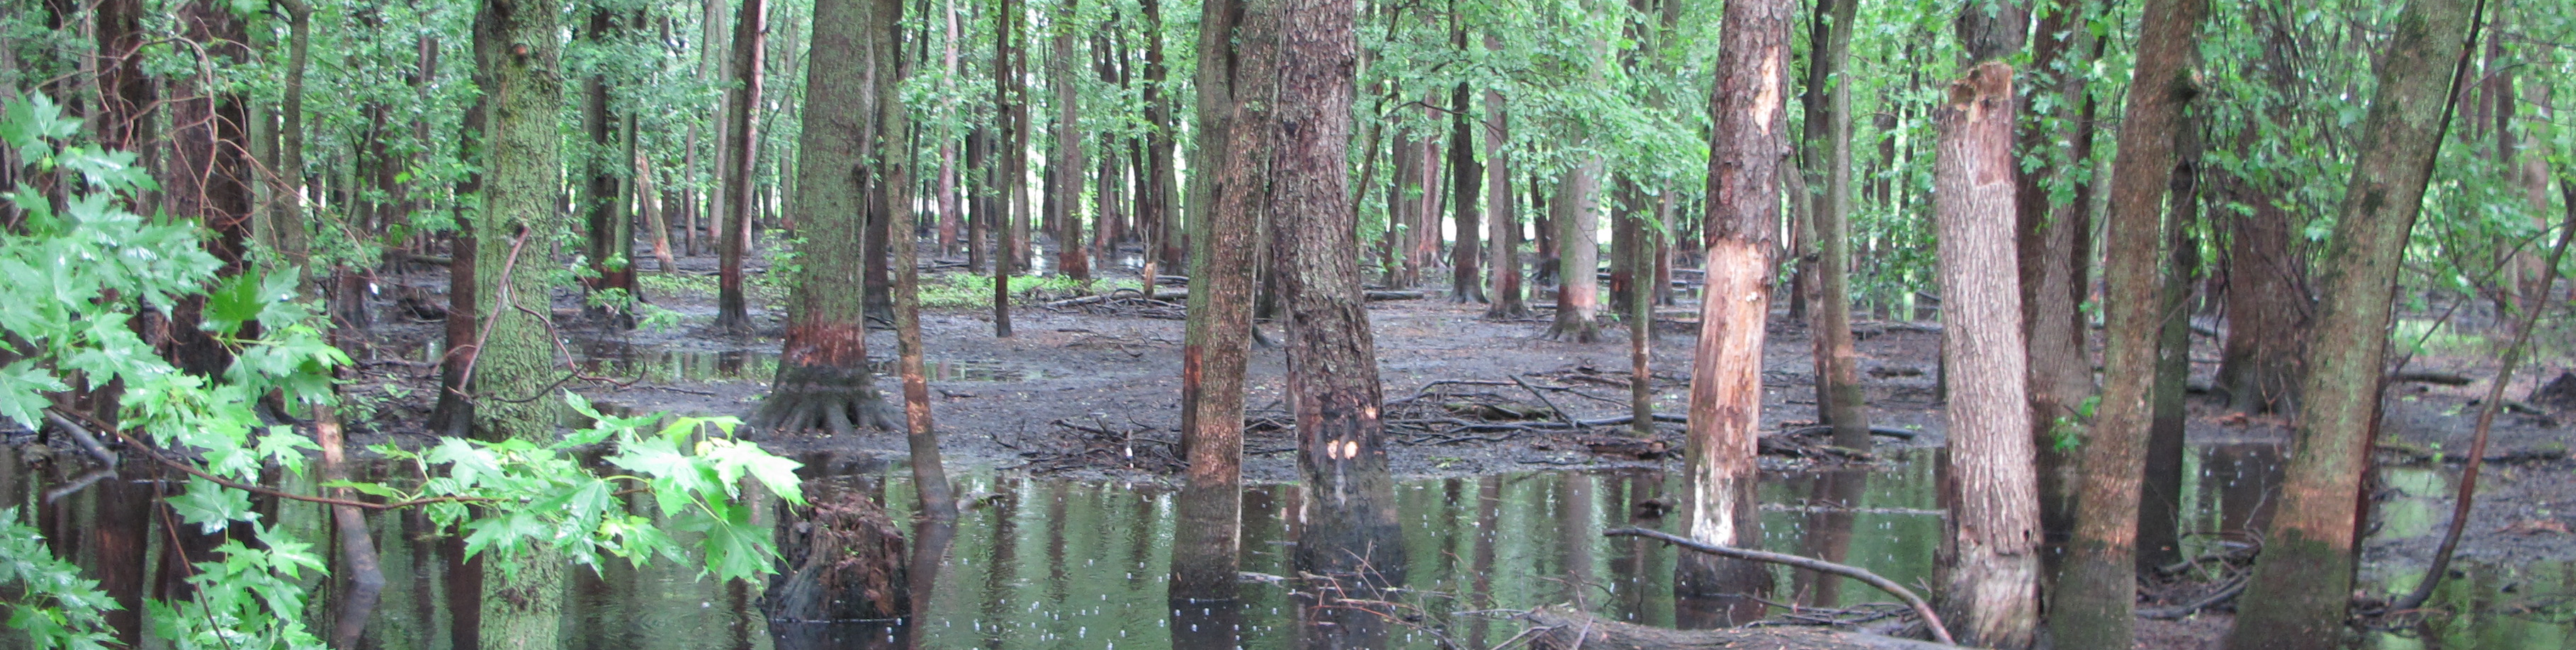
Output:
[
  {"left": 0, "top": 94, "right": 804, "bottom": 649},
  {"left": 361, "top": 393, "right": 801, "bottom": 582},
  {"left": 0, "top": 509, "right": 118, "bottom": 650},
  {"left": 919, "top": 271, "right": 1143, "bottom": 309}
]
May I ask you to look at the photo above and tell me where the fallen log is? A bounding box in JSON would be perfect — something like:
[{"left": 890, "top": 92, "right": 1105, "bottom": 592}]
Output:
[
  {"left": 1781, "top": 424, "right": 1923, "bottom": 440},
  {"left": 1604, "top": 527, "right": 1953, "bottom": 645},
  {"left": 2390, "top": 370, "right": 2473, "bottom": 385},
  {"left": 1522, "top": 605, "right": 1952, "bottom": 650},
  {"left": 2137, "top": 576, "right": 2246, "bottom": 620}
]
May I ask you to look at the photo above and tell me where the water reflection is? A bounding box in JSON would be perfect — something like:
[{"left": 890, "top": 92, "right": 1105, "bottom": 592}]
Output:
[{"left": 10, "top": 443, "right": 2546, "bottom": 649}]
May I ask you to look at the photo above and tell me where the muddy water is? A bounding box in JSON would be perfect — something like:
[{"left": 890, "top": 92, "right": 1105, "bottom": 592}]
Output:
[{"left": 0, "top": 443, "right": 2553, "bottom": 649}]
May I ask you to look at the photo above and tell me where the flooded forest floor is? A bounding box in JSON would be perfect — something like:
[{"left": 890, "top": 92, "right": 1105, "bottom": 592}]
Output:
[{"left": 24, "top": 243, "right": 2576, "bottom": 649}]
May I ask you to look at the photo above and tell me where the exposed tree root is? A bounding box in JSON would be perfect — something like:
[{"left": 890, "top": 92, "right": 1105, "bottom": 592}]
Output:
[{"left": 755, "top": 365, "right": 898, "bottom": 435}]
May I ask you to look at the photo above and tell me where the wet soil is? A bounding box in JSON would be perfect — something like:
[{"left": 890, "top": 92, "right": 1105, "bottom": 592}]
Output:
[{"left": 117, "top": 246, "right": 2576, "bottom": 648}]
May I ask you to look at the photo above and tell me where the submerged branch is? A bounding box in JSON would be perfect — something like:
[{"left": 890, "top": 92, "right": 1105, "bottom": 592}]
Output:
[{"left": 1604, "top": 527, "right": 1954, "bottom": 645}]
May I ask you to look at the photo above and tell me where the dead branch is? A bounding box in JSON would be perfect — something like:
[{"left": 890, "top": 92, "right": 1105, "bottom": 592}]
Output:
[{"left": 1603, "top": 527, "right": 1953, "bottom": 645}]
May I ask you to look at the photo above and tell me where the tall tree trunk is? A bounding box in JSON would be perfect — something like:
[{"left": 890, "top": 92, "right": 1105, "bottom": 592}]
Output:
[
  {"left": 2229, "top": 0, "right": 2480, "bottom": 645},
  {"left": 1549, "top": 16, "right": 1609, "bottom": 343},
  {"left": 757, "top": 0, "right": 897, "bottom": 435},
  {"left": 995, "top": 0, "right": 1026, "bottom": 337},
  {"left": 2215, "top": 11, "right": 2312, "bottom": 415},
  {"left": 716, "top": 0, "right": 770, "bottom": 331},
  {"left": 1482, "top": 49, "right": 1527, "bottom": 319},
  {"left": 470, "top": 0, "right": 570, "bottom": 646},
  {"left": 1051, "top": 0, "right": 1089, "bottom": 281},
  {"left": 1677, "top": 0, "right": 1786, "bottom": 622},
  {"left": 1448, "top": 79, "right": 1484, "bottom": 303},
  {"left": 1931, "top": 63, "right": 2040, "bottom": 649},
  {"left": 162, "top": 0, "right": 255, "bottom": 377},
  {"left": 2140, "top": 121, "right": 2203, "bottom": 573},
  {"left": 582, "top": 8, "right": 637, "bottom": 327},
  {"left": 1142, "top": 0, "right": 1184, "bottom": 271},
  {"left": 1389, "top": 131, "right": 1420, "bottom": 288},
  {"left": 2051, "top": 0, "right": 2205, "bottom": 642},
  {"left": 1625, "top": 181, "right": 1657, "bottom": 437},
  {"left": 1801, "top": 0, "right": 1865, "bottom": 450},
  {"left": 875, "top": 0, "right": 951, "bottom": 521},
  {"left": 937, "top": 0, "right": 964, "bottom": 256},
  {"left": 2015, "top": 0, "right": 2106, "bottom": 574},
  {"left": 1172, "top": 0, "right": 1277, "bottom": 599},
  {"left": 1270, "top": 0, "right": 1397, "bottom": 581}
]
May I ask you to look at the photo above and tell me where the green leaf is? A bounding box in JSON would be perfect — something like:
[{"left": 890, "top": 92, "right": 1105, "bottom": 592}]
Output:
[
  {"left": 0, "top": 360, "right": 69, "bottom": 429},
  {"left": 201, "top": 270, "right": 264, "bottom": 336},
  {"left": 322, "top": 480, "right": 409, "bottom": 500},
  {"left": 167, "top": 478, "right": 259, "bottom": 533}
]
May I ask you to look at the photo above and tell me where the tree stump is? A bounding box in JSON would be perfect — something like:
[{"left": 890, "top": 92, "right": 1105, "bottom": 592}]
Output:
[
  {"left": 2531, "top": 370, "right": 2576, "bottom": 413},
  {"left": 764, "top": 479, "right": 908, "bottom": 622}
]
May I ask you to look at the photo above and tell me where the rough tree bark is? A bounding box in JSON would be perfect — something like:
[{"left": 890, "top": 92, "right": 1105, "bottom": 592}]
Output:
[
  {"left": 2051, "top": 0, "right": 2205, "bottom": 642},
  {"left": 469, "top": 0, "right": 570, "bottom": 646},
  {"left": 1448, "top": 81, "right": 1484, "bottom": 301},
  {"left": 1548, "top": 156, "right": 1604, "bottom": 342},
  {"left": 1931, "top": 63, "right": 2040, "bottom": 650},
  {"left": 1050, "top": 0, "right": 1089, "bottom": 281},
  {"left": 1142, "top": 0, "right": 1185, "bottom": 272},
  {"left": 876, "top": 0, "right": 951, "bottom": 522},
  {"left": 993, "top": 0, "right": 1025, "bottom": 337},
  {"left": 2228, "top": 0, "right": 2480, "bottom": 646},
  {"left": 2140, "top": 118, "right": 2205, "bottom": 573},
  {"left": 1172, "top": 0, "right": 1277, "bottom": 600},
  {"left": 1801, "top": 0, "right": 1865, "bottom": 450},
  {"left": 715, "top": 0, "right": 768, "bottom": 332},
  {"left": 2016, "top": 0, "right": 2106, "bottom": 569},
  {"left": 755, "top": 0, "right": 898, "bottom": 436},
  {"left": 1677, "top": 0, "right": 1787, "bottom": 624},
  {"left": 1270, "top": 0, "right": 1399, "bottom": 581},
  {"left": 1481, "top": 40, "right": 1528, "bottom": 319}
]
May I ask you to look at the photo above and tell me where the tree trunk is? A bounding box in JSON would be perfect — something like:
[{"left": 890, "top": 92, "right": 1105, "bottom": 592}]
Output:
[
  {"left": 162, "top": 1, "right": 255, "bottom": 377},
  {"left": 2140, "top": 122, "right": 2203, "bottom": 573},
  {"left": 1549, "top": 159, "right": 1603, "bottom": 342},
  {"left": 1625, "top": 181, "right": 1656, "bottom": 437},
  {"left": 2229, "top": 0, "right": 2480, "bottom": 645},
  {"left": 1447, "top": 82, "right": 1484, "bottom": 303},
  {"left": 1678, "top": 0, "right": 1787, "bottom": 621},
  {"left": 995, "top": 0, "right": 1025, "bottom": 337},
  {"left": 1552, "top": 14, "right": 1610, "bottom": 343},
  {"left": 716, "top": 0, "right": 769, "bottom": 331},
  {"left": 876, "top": 0, "right": 951, "bottom": 521},
  {"left": 1931, "top": 63, "right": 2040, "bottom": 650},
  {"left": 1051, "top": 0, "right": 1089, "bottom": 281},
  {"left": 1269, "top": 0, "right": 1398, "bottom": 581},
  {"left": 2215, "top": 9, "right": 2312, "bottom": 415},
  {"left": 1802, "top": 0, "right": 1865, "bottom": 450},
  {"left": 470, "top": 0, "right": 570, "bottom": 645},
  {"left": 1142, "top": 0, "right": 1185, "bottom": 272},
  {"left": 1482, "top": 50, "right": 1528, "bottom": 319},
  {"left": 1389, "top": 131, "right": 1420, "bottom": 288},
  {"left": 582, "top": 8, "right": 637, "bottom": 327},
  {"left": 1173, "top": 0, "right": 1277, "bottom": 599},
  {"left": 757, "top": 0, "right": 898, "bottom": 436},
  {"left": 2015, "top": 0, "right": 2106, "bottom": 573},
  {"left": 2052, "top": 0, "right": 2205, "bottom": 642},
  {"left": 639, "top": 149, "right": 677, "bottom": 273}
]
